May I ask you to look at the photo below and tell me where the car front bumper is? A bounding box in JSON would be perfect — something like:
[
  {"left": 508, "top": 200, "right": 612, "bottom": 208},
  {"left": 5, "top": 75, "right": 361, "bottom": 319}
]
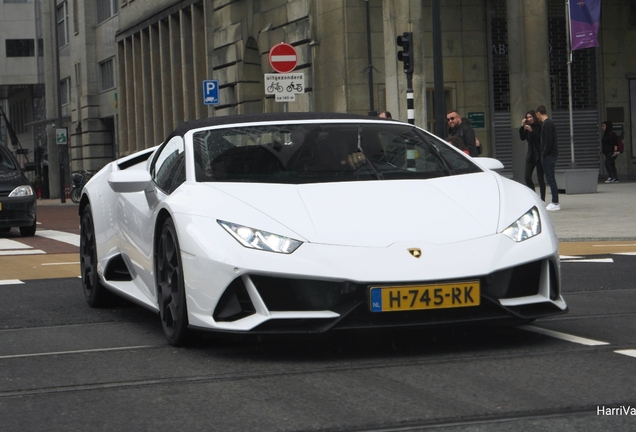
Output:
[
  {"left": 0, "top": 195, "right": 37, "bottom": 228},
  {"left": 180, "top": 223, "right": 566, "bottom": 334}
]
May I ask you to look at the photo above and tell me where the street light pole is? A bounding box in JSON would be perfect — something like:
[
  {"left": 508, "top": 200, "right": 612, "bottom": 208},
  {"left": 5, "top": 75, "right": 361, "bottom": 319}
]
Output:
[
  {"left": 53, "top": 0, "right": 65, "bottom": 202},
  {"left": 432, "top": 0, "right": 446, "bottom": 138}
]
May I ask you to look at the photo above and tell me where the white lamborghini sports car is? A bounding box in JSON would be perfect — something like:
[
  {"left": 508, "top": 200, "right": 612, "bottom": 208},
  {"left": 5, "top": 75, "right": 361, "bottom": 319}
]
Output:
[{"left": 79, "top": 112, "right": 567, "bottom": 346}]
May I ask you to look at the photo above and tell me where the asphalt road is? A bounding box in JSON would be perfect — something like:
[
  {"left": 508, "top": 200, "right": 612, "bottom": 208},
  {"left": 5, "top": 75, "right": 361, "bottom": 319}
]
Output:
[
  {"left": 1, "top": 253, "right": 635, "bottom": 431},
  {"left": 1, "top": 202, "right": 636, "bottom": 431}
]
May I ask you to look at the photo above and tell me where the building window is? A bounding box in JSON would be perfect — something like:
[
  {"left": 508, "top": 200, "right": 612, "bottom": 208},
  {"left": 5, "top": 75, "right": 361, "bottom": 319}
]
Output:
[
  {"left": 97, "top": 0, "right": 118, "bottom": 24},
  {"left": 99, "top": 58, "right": 116, "bottom": 91},
  {"left": 73, "top": 0, "right": 79, "bottom": 34},
  {"left": 5, "top": 39, "right": 35, "bottom": 57},
  {"left": 60, "top": 77, "right": 71, "bottom": 106},
  {"left": 57, "top": 2, "right": 69, "bottom": 48}
]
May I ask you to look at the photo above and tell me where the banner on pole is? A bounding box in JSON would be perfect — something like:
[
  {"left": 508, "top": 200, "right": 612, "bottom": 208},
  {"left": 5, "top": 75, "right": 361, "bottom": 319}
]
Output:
[{"left": 569, "top": 0, "right": 601, "bottom": 51}]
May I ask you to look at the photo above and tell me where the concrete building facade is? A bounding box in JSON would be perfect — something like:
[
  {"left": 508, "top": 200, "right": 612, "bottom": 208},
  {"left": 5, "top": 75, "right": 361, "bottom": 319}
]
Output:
[
  {"left": 41, "top": 0, "right": 119, "bottom": 198},
  {"left": 9, "top": 0, "right": 634, "bottom": 199},
  {"left": 114, "top": 0, "right": 636, "bottom": 182},
  {"left": 0, "top": 0, "right": 42, "bottom": 182}
]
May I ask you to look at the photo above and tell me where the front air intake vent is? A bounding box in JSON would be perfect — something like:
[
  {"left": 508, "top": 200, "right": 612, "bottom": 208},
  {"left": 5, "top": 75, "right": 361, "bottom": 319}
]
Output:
[
  {"left": 213, "top": 277, "right": 256, "bottom": 322},
  {"left": 484, "top": 260, "right": 542, "bottom": 299}
]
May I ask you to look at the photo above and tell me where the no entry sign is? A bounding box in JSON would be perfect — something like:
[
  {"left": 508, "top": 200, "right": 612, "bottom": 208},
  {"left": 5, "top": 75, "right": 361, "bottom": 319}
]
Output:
[{"left": 269, "top": 42, "right": 298, "bottom": 74}]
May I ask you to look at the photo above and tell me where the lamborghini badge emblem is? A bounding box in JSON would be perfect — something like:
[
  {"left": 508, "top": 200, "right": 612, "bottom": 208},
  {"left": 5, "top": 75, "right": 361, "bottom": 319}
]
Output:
[{"left": 408, "top": 248, "right": 422, "bottom": 258}]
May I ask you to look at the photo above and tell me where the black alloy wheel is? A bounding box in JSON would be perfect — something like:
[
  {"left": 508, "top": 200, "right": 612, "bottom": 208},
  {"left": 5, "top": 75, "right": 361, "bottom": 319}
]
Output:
[
  {"left": 80, "top": 205, "right": 110, "bottom": 307},
  {"left": 156, "top": 218, "right": 191, "bottom": 346}
]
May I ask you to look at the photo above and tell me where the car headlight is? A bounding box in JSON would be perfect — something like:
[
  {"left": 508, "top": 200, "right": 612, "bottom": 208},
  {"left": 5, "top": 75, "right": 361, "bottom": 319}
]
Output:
[
  {"left": 9, "top": 185, "right": 34, "bottom": 197},
  {"left": 502, "top": 207, "right": 541, "bottom": 242},
  {"left": 218, "top": 220, "right": 303, "bottom": 254}
]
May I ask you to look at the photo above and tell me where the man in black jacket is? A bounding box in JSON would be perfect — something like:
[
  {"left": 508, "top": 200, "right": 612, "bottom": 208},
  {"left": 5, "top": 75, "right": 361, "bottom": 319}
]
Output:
[
  {"left": 536, "top": 105, "right": 560, "bottom": 211},
  {"left": 447, "top": 110, "right": 478, "bottom": 157}
]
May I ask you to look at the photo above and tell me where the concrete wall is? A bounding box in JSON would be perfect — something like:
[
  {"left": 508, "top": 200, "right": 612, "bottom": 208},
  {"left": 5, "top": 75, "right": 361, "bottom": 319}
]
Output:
[
  {"left": 422, "top": 0, "right": 490, "bottom": 146},
  {"left": 38, "top": 0, "right": 634, "bottom": 181},
  {"left": 0, "top": 1, "right": 38, "bottom": 86}
]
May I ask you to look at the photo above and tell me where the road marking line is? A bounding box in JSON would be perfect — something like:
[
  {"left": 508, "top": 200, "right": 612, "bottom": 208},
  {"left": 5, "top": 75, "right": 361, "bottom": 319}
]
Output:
[
  {"left": 0, "top": 279, "right": 24, "bottom": 285},
  {"left": 36, "top": 229, "right": 80, "bottom": 247},
  {"left": 561, "top": 258, "right": 613, "bottom": 263},
  {"left": 0, "top": 238, "right": 32, "bottom": 250},
  {"left": 614, "top": 252, "right": 636, "bottom": 256},
  {"left": 0, "top": 345, "right": 159, "bottom": 360},
  {"left": 0, "top": 249, "right": 46, "bottom": 256},
  {"left": 519, "top": 325, "right": 609, "bottom": 346},
  {"left": 41, "top": 262, "right": 80, "bottom": 266},
  {"left": 615, "top": 349, "right": 636, "bottom": 358},
  {"left": 559, "top": 255, "right": 582, "bottom": 259}
]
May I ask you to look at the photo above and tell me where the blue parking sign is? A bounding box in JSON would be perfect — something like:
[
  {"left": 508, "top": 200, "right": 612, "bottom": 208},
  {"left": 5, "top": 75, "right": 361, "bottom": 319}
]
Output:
[{"left": 203, "top": 80, "right": 219, "bottom": 105}]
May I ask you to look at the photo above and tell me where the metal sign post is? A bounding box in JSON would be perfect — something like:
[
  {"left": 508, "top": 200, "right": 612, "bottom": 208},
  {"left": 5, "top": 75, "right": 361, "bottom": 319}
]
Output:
[
  {"left": 203, "top": 80, "right": 220, "bottom": 105},
  {"left": 266, "top": 43, "right": 301, "bottom": 111}
]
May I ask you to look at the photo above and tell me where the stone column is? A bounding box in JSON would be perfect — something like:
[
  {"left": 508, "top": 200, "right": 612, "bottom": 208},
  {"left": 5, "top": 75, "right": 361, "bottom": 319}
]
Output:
[
  {"left": 382, "top": 0, "right": 427, "bottom": 127},
  {"left": 507, "top": 0, "right": 551, "bottom": 183}
]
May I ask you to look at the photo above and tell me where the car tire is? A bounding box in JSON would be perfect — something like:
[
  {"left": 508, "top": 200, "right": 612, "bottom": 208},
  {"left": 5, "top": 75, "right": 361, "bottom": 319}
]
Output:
[
  {"left": 20, "top": 219, "right": 37, "bottom": 237},
  {"left": 80, "top": 205, "right": 111, "bottom": 307},
  {"left": 156, "top": 217, "right": 191, "bottom": 346}
]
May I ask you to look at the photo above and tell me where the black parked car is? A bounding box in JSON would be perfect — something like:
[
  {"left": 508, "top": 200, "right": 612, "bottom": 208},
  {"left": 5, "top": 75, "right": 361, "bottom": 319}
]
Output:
[{"left": 0, "top": 145, "right": 37, "bottom": 236}]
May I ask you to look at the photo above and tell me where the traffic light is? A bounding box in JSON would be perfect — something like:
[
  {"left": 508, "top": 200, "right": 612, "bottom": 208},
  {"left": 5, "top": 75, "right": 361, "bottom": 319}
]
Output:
[{"left": 397, "top": 32, "right": 413, "bottom": 74}]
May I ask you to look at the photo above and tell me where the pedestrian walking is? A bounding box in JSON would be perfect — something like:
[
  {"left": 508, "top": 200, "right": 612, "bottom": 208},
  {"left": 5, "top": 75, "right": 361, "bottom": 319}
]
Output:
[
  {"left": 600, "top": 121, "right": 619, "bottom": 183},
  {"left": 535, "top": 105, "right": 560, "bottom": 211},
  {"left": 378, "top": 111, "right": 392, "bottom": 119},
  {"left": 519, "top": 110, "right": 546, "bottom": 201}
]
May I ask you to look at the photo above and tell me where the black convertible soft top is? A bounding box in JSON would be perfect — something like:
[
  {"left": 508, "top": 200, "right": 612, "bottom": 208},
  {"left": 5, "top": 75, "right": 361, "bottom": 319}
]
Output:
[{"left": 171, "top": 112, "right": 389, "bottom": 138}]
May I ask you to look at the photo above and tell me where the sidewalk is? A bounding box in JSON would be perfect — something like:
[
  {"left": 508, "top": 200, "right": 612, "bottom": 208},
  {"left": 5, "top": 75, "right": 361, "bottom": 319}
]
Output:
[
  {"left": 37, "top": 199, "right": 79, "bottom": 207},
  {"left": 545, "top": 180, "right": 636, "bottom": 241}
]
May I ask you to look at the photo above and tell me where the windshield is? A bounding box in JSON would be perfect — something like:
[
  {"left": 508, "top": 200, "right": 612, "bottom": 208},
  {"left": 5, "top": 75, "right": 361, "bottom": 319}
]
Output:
[
  {"left": 193, "top": 122, "right": 482, "bottom": 184},
  {"left": 0, "top": 147, "right": 18, "bottom": 171}
]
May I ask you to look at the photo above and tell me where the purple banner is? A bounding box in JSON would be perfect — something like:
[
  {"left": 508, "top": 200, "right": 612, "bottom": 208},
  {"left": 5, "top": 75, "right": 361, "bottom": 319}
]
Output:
[{"left": 569, "top": 0, "right": 601, "bottom": 50}]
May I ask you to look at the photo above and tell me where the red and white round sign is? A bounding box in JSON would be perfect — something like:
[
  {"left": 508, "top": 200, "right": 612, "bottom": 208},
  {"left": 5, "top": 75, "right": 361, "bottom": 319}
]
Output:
[{"left": 268, "top": 43, "right": 298, "bottom": 74}]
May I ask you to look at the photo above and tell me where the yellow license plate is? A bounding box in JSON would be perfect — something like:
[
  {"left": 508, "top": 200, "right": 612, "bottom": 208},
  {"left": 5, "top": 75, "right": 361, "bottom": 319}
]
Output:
[
  {"left": 370, "top": 281, "right": 480, "bottom": 312},
  {"left": 0, "top": 202, "right": 2, "bottom": 211}
]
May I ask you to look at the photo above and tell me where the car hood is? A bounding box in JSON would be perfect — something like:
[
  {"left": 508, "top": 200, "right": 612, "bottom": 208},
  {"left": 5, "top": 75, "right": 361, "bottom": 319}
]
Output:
[
  {"left": 204, "top": 173, "right": 502, "bottom": 247},
  {"left": 0, "top": 169, "right": 28, "bottom": 194}
]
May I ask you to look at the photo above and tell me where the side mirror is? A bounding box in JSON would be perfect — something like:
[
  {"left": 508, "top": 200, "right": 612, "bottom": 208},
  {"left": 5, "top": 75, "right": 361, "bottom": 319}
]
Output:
[
  {"left": 477, "top": 157, "right": 505, "bottom": 171},
  {"left": 108, "top": 169, "right": 152, "bottom": 193},
  {"left": 23, "top": 162, "right": 37, "bottom": 172}
]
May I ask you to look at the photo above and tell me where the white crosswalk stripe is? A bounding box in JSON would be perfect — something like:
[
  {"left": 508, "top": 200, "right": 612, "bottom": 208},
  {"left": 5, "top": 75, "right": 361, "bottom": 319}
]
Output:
[
  {"left": 0, "top": 279, "right": 24, "bottom": 285},
  {"left": 0, "top": 230, "right": 79, "bottom": 256},
  {"left": 35, "top": 230, "right": 80, "bottom": 247}
]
